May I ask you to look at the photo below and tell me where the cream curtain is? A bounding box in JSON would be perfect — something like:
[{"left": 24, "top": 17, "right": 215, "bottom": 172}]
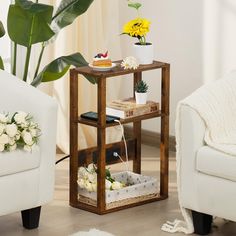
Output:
[{"left": 39, "top": 0, "right": 122, "bottom": 154}]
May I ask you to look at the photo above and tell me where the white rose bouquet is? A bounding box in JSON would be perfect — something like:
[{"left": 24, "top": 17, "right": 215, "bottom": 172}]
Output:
[
  {"left": 78, "top": 163, "right": 125, "bottom": 192},
  {"left": 0, "top": 112, "right": 40, "bottom": 152}
]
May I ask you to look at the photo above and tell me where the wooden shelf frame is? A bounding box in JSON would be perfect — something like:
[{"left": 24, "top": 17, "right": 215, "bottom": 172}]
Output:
[{"left": 69, "top": 60, "right": 170, "bottom": 214}]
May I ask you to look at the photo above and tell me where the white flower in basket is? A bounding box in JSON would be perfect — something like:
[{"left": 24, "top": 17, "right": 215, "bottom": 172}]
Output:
[{"left": 78, "top": 164, "right": 124, "bottom": 192}]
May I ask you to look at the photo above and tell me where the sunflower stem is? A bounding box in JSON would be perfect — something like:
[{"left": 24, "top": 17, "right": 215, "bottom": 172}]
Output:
[{"left": 143, "top": 36, "right": 146, "bottom": 45}]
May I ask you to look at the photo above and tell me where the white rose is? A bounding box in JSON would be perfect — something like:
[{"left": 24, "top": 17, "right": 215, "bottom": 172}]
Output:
[
  {"left": 30, "top": 121, "right": 37, "bottom": 127},
  {"left": 87, "top": 173, "right": 96, "bottom": 183},
  {"left": 0, "top": 114, "right": 8, "bottom": 123},
  {"left": 29, "top": 128, "right": 37, "bottom": 137},
  {"left": 105, "top": 179, "right": 112, "bottom": 190},
  {"left": 22, "top": 131, "right": 33, "bottom": 145},
  {"left": 91, "top": 183, "right": 97, "bottom": 192},
  {"left": 20, "top": 122, "right": 29, "bottom": 128},
  {"left": 14, "top": 112, "right": 28, "bottom": 124},
  {"left": 78, "top": 167, "right": 87, "bottom": 177},
  {"left": 0, "top": 134, "right": 9, "bottom": 144},
  {"left": 85, "top": 181, "right": 93, "bottom": 192},
  {"left": 9, "top": 143, "right": 17, "bottom": 151},
  {"left": 5, "top": 124, "right": 18, "bottom": 138},
  {"left": 0, "top": 123, "right": 5, "bottom": 135},
  {"left": 78, "top": 179, "right": 86, "bottom": 189},
  {"left": 111, "top": 181, "right": 123, "bottom": 190},
  {"left": 9, "top": 137, "right": 15, "bottom": 145},
  {"left": 87, "top": 163, "right": 95, "bottom": 173},
  {"left": 0, "top": 144, "right": 5, "bottom": 152},
  {"left": 24, "top": 145, "right": 32, "bottom": 152}
]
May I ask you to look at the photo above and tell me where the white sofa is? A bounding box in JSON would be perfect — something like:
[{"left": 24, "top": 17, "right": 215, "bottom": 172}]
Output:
[
  {"left": 0, "top": 70, "right": 57, "bottom": 229},
  {"left": 178, "top": 104, "right": 236, "bottom": 235}
]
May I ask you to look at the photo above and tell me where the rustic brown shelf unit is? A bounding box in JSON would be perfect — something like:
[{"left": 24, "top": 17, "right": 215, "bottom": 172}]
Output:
[{"left": 69, "top": 60, "right": 170, "bottom": 214}]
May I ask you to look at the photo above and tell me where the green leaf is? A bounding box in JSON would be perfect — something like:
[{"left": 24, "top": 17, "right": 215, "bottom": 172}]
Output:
[
  {"left": 52, "top": 0, "right": 94, "bottom": 31},
  {"left": 0, "top": 57, "right": 4, "bottom": 70},
  {"left": 0, "top": 21, "right": 5, "bottom": 38},
  {"left": 7, "top": 1, "right": 55, "bottom": 47},
  {"left": 106, "top": 168, "right": 111, "bottom": 178},
  {"left": 128, "top": 2, "right": 142, "bottom": 10},
  {"left": 31, "top": 53, "right": 97, "bottom": 87}
]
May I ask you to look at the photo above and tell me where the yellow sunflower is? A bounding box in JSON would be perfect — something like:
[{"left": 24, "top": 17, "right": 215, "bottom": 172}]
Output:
[{"left": 123, "top": 18, "right": 151, "bottom": 38}]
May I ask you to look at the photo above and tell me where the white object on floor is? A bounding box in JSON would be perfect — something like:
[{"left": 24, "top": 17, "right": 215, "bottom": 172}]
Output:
[
  {"left": 71, "top": 228, "right": 115, "bottom": 236},
  {"left": 162, "top": 71, "right": 236, "bottom": 234}
]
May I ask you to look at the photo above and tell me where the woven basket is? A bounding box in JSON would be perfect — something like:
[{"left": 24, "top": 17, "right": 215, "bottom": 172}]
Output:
[{"left": 78, "top": 171, "right": 159, "bottom": 209}]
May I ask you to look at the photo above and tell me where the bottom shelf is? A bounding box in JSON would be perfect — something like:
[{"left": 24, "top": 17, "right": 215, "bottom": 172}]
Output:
[{"left": 72, "top": 193, "right": 167, "bottom": 215}]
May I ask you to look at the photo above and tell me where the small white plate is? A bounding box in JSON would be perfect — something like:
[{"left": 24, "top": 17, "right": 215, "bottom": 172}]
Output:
[{"left": 88, "top": 63, "right": 117, "bottom": 71}]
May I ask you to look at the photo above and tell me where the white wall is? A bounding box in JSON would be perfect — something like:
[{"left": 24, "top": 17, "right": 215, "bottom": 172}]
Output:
[{"left": 119, "top": 0, "right": 236, "bottom": 135}]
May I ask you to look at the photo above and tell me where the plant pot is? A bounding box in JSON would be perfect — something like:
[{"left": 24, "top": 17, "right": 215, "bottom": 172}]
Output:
[
  {"left": 135, "top": 92, "right": 147, "bottom": 105},
  {"left": 133, "top": 42, "right": 154, "bottom": 65}
]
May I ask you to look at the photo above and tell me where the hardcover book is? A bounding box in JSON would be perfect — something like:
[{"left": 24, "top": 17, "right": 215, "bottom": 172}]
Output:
[{"left": 106, "top": 98, "right": 159, "bottom": 119}]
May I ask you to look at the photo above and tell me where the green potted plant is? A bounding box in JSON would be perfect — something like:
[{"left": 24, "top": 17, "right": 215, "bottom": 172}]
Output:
[
  {"left": 135, "top": 80, "right": 149, "bottom": 104},
  {"left": 0, "top": 0, "right": 96, "bottom": 87},
  {"left": 122, "top": 1, "right": 153, "bottom": 65}
]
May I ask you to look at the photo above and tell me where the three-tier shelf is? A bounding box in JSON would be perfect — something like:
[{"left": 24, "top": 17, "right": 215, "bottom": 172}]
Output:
[{"left": 69, "top": 60, "right": 170, "bottom": 214}]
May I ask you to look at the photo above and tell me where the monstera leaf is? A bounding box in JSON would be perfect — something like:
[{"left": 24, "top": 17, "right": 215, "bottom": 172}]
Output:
[
  {"left": 0, "top": 57, "right": 4, "bottom": 70},
  {"left": 7, "top": 0, "right": 54, "bottom": 47},
  {"left": 0, "top": 21, "right": 5, "bottom": 38},
  {"left": 31, "top": 53, "right": 96, "bottom": 87}
]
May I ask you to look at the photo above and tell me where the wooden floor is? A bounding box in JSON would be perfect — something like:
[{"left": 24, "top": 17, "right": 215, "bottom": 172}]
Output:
[{"left": 0, "top": 145, "right": 235, "bottom": 236}]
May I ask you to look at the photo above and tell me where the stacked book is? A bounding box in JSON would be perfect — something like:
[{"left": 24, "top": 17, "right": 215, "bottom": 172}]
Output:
[{"left": 106, "top": 98, "right": 159, "bottom": 119}]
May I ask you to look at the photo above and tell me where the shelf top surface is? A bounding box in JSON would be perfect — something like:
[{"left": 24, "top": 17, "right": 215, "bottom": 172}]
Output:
[{"left": 73, "top": 60, "right": 169, "bottom": 78}]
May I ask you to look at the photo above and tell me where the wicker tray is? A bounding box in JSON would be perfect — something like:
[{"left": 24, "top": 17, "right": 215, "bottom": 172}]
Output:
[{"left": 78, "top": 171, "right": 159, "bottom": 209}]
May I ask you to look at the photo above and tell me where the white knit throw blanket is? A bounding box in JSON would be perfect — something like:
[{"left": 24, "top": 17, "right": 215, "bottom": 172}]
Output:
[{"left": 162, "top": 73, "right": 236, "bottom": 234}]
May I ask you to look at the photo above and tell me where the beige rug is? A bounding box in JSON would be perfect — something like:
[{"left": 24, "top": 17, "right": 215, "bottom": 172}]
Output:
[{"left": 71, "top": 228, "right": 115, "bottom": 236}]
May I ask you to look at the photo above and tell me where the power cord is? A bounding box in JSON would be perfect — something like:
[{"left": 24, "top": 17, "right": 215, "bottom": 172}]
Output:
[
  {"left": 113, "top": 119, "right": 129, "bottom": 171},
  {"left": 55, "top": 120, "right": 128, "bottom": 168},
  {"left": 55, "top": 154, "right": 70, "bottom": 165}
]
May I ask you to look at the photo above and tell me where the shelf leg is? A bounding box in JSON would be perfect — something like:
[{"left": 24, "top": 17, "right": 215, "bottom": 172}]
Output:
[
  {"left": 133, "top": 72, "right": 142, "bottom": 174},
  {"left": 69, "top": 69, "right": 79, "bottom": 207},
  {"left": 160, "top": 65, "right": 170, "bottom": 197},
  {"left": 97, "top": 78, "right": 106, "bottom": 213}
]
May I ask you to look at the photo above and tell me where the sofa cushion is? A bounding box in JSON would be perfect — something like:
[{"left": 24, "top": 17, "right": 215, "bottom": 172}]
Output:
[
  {"left": 0, "top": 148, "right": 41, "bottom": 177},
  {"left": 196, "top": 146, "right": 236, "bottom": 182}
]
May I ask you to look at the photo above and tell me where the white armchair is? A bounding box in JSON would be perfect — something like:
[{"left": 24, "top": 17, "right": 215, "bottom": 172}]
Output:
[
  {"left": 178, "top": 104, "right": 236, "bottom": 235},
  {"left": 0, "top": 70, "right": 57, "bottom": 229}
]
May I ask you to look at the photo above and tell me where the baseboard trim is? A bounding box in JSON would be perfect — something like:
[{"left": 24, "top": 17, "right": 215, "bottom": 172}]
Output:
[{"left": 124, "top": 126, "right": 176, "bottom": 152}]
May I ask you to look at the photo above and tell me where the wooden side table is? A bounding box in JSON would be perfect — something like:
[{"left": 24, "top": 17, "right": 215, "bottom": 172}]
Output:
[{"left": 69, "top": 60, "right": 170, "bottom": 214}]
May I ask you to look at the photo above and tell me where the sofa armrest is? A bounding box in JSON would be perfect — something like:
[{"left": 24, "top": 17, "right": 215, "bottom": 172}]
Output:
[{"left": 177, "top": 104, "right": 205, "bottom": 207}]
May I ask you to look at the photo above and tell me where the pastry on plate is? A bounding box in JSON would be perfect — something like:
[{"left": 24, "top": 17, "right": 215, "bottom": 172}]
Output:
[{"left": 92, "top": 51, "right": 112, "bottom": 67}]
